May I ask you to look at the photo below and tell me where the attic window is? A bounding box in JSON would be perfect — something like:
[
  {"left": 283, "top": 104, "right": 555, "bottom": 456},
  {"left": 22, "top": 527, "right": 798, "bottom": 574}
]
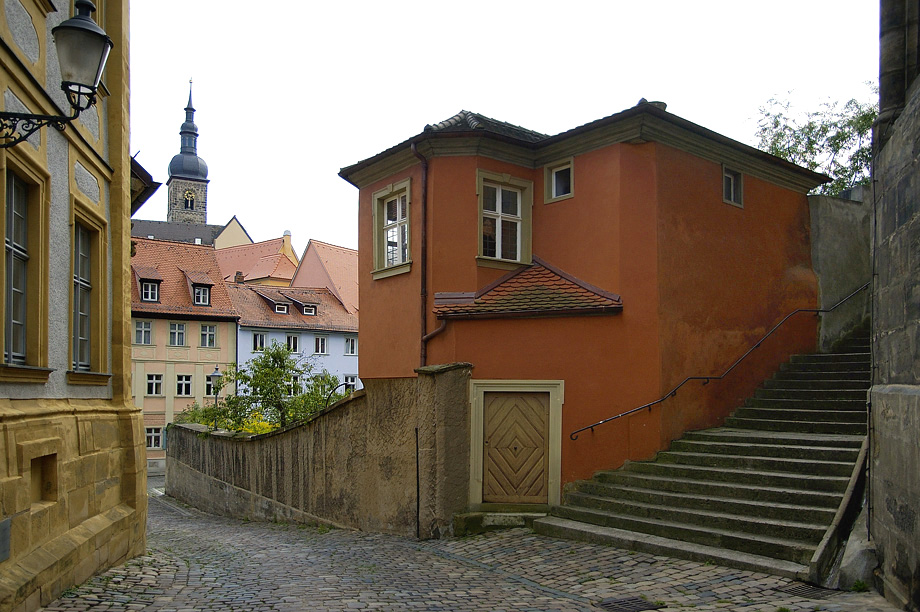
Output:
[
  {"left": 303, "top": 305, "right": 316, "bottom": 316},
  {"left": 544, "top": 158, "right": 574, "bottom": 203},
  {"left": 193, "top": 285, "right": 211, "bottom": 306},
  {"left": 275, "top": 304, "right": 289, "bottom": 314},
  {"left": 723, "top": 166, "right": 743, "bottom": 207},
  {"left": 141, "top": 281, "right": 160, "bottom": 302}
]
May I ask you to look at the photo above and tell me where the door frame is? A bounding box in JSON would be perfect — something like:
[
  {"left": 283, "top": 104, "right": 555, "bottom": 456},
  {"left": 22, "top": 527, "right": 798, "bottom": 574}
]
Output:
[{"left": 469, "top": 379, "right": 564, "bottom": 508}]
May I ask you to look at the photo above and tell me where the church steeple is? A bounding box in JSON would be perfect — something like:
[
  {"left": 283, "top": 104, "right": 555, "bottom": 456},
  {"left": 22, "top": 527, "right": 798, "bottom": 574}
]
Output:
[{"left": 167, "top": 79, "right": 209, "bottom": 225}]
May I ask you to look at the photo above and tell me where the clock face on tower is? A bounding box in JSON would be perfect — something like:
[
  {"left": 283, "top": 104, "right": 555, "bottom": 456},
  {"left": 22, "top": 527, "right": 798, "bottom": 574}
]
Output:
[{"left": 184, "top": 190, "right": 195, "bottom": 209}]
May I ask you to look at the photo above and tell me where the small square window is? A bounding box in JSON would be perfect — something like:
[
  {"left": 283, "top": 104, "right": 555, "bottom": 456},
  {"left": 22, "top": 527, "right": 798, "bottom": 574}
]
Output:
[
  {"left": 252, "top": 332, "right": 266, "bottom": 352},
  {"left": 723, "top": 167, "right": 743, "bottom": 207},
  {"left": 303, "top": 305, "right": 316, "bottom": 316},
  {"left": 314, "top": 336, "right": 327, "bottom": 355},
  {"left": 176, "top": 374, "right": 192, "bottom": 396},
  {"left": 275, "top": 304, "right": 288, "bottom": 314},
  {"left": 193, "top": 285, "right": 211, "bottom": 306},
  {"left": 344, "top": 375, "right": 357, "bottom": 393},
  {"left": 141, "top": 281, "right": 159, "bottom": 302},
  {"left": 544, "top": 159, "right": 574, "bottom": 203},
  {"left": 145, "top": 427, "right": 163, "bottom": 449},
  {"left": 146, "top": 373, "right": 163, "bottom": 396}
]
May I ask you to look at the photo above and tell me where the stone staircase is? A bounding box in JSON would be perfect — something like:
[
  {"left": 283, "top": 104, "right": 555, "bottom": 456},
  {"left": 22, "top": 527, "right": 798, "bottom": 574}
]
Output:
[{"left": 534, "top": 331, "right": 870, "bottom": 580}]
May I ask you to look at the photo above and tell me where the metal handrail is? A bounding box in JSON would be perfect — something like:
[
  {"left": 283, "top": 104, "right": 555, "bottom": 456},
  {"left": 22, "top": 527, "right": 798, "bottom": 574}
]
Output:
[{"left": 570, "top": 281, "right": 870, "bottom": 440}]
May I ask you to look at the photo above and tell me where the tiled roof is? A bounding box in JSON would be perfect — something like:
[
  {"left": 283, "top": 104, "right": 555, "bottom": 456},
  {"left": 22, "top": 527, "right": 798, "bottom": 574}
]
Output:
[
  {"left": 215, "top": 237, "right": 296, "bottom": 283},
  {"left": 131, "top": 238, "right": 237, "bottom": 319},
  {"left": 291, "top": 240, "right": 358, "bottom": 314},
  {"left": 423, "top": 110, "right": 549, "bottom": 144},
  {"left": 226, "top": 284, "right": 358, "bottom": 332},
  {"left": 131, "top": 219, "right": 223, "bottom": 245},
  {"left": 433, "top": 257, "right": 622, "bottom": 319}
]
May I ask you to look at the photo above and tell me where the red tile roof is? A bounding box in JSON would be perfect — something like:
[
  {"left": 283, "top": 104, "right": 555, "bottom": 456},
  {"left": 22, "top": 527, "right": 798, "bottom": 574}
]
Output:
[
  {"left": 215, "top": 237, "right": 296, "bottom": 283},
  {"left": 433, "top": 257, "right": 622, "bottom": 319},
  {"left": 226, "top": 284, "right": 358, "bottom": 332},
  {"left": 291, "top": 240, "right": 358, "bottom": 314},
  {"left": 131, "top": 238, "right": 238, "bottom": 319}
]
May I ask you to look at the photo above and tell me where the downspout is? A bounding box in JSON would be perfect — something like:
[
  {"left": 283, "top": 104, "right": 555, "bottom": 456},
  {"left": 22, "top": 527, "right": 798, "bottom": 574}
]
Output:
[{"left": 412, "top": 143, "right": 430, "bottom": 367}]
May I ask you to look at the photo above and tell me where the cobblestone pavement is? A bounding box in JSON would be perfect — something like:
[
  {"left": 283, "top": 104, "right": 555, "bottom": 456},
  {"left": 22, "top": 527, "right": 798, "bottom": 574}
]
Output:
[{"left": 43, "top": 479, "right": 900, "bottom": 612}]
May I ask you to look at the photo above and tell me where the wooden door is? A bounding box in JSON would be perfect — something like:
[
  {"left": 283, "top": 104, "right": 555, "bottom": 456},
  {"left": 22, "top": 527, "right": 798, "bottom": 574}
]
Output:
[{"left": 482, "top": 391, "right": 549, "bottom": 504}]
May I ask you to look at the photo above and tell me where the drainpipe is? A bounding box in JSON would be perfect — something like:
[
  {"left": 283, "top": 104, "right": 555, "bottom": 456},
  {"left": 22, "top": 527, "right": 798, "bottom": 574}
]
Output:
[{"left": 412, "top": 143, "right": 430, "bottom": 367}]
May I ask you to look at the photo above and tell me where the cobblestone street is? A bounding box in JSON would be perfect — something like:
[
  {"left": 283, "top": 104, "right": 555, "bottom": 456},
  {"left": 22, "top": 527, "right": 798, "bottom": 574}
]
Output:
[{"left": 43, "top": 479, "right": 900, "bottom": 612}]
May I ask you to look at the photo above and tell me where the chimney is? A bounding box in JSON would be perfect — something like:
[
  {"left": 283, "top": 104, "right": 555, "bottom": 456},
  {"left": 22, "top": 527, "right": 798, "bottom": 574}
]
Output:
[{"left": 234, "top": 271, "right": 244, "bottom": 283}]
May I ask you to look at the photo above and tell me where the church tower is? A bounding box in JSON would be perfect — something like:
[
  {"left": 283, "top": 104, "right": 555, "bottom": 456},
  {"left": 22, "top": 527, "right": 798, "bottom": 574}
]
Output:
[{"left": 166, "top": 81, "right": 209, "bottom": 224}]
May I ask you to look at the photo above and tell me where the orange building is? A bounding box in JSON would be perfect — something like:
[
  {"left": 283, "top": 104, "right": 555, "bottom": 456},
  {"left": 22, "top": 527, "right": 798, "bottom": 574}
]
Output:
[{"left": 339, "top": 101, "right": 826, "bottom": 506}]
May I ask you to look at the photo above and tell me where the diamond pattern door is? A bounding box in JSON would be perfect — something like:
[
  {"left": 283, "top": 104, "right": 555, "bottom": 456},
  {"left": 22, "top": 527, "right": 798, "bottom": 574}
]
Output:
[{"left": 482, "top": 391, "right": 549, "bottom": 504}]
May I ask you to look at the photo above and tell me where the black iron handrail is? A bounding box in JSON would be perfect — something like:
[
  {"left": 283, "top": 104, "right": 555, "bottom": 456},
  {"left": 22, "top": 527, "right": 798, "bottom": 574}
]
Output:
[{"left": 570, "top": 281, "right": 870, "bottom": 440}]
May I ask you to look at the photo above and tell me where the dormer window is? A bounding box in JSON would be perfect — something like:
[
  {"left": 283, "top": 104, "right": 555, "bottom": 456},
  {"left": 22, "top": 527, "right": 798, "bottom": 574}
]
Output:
[
  {"left": 193, "top": 285, "right": 210, "bottom": 306},
  {"left": 275, "top": 304, "right": 288, "bottom": 314},
  {"left": 303, "top": 305, "right": 316, "bottom": 316},
  {"left": 141, "top": 281, "right": 160, "bottom": 302}
]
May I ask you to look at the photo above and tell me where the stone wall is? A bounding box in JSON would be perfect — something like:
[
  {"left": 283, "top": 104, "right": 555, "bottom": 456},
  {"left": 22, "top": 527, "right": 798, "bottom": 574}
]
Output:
[
  {"left": 808, "top": 189, "right": 872, "bottom": 351},
  {"left": 166, "top": 364, "right": 472, "bottom": 538},
  {"left": 871, "top": 44, "right": 920, "bottom": 609}
]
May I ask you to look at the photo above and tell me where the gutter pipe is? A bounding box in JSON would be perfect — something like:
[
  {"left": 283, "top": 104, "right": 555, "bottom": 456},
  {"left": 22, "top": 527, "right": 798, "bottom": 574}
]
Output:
[{"left": 411, "top": 143, "right": 430, "bottom": 367}]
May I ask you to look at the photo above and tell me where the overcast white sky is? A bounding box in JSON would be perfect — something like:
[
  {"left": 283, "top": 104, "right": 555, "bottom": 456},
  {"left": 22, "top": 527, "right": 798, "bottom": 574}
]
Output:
[{"left": 129, "top": 1, "right": 879, "bottom": 255}]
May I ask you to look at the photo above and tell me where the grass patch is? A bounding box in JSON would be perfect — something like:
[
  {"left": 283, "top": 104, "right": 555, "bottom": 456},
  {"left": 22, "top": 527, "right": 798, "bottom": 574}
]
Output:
[{"left": 851, "top": 580, "right": 869, "bottom": 592}]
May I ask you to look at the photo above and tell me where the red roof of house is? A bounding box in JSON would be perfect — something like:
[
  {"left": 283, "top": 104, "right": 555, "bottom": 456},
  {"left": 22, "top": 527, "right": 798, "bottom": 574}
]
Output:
[
  {"left": 291, "top": 240, "right": 358, "bottom": 314},
  {"left": 226, "top": 284, "right": 358, "bottom": 332},
  {"left": 215, "top": 237, "right": 296, "bottom": 283},
  {"left": 433, "top": 257, "right": 622, "bottom": 319},
  {"left": 131, "top": 238, "right": 237, "bottom": 319}
]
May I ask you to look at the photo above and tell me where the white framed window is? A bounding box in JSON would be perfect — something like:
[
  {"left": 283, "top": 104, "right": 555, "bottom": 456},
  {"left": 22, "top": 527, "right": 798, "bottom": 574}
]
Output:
[
  {"left": 176, "top": 374, "right": 192, "bottom": 396},
  {"left": 344, "top": 375, "right": 357, "bottom": 393},
  {"left": 135, "top": 320, "right": 152, "bottom": 345},
  {"left": 169, "top": 323, "right": 186, "bottom": 346},
  {"left": 303, "top": 305, "right": 316, "bottom": 316},
  {"left": 723, "top": 166, "right": 743, "bottom": 207},
  {"left": 193, "top": 285, "right": 210, "bottom": 306},
  {"left": 205, "top": 376, "right": 216, "bottom": 397},
  {"left": 141, "top": 281, "right": 159, "bottom": 302},
  {"left": 545, "top": 158, "right": 574, "bottom": 203},
  {"left": 286, "top": 375, "right": 300, "bottom": 396},
  {"left": 477, "top": 170, "right": 533, "bottom": 267},
  {"left": 146, "top": 374, "right": 163, "bottom": 396},
  {"left": 145, "top": 427, "right": 163, "bottom": 449},
  {"left": 314, "top": 336, "right": 327, "bottom": 355},
  {"left": 5, "top": 172, "right": 28, "bottom": 365},
  {"left": 200, "top": 324, "right": 216, "bottom": 348},
  {"left": 252, "top": 332, "right": 266, "bottom": 352},
  {"left": 344, "top": 337, "right": 357, "bottom": 355},
  {"left": 275, "top": 303, "right": 288, "bottom": 314},
  {"left": 372, "top": 179, "right": 411, "bottom": 277},
  {"left": 287, "top": 334, "right": 299, "bottom": 353},
  {"left": 72, "top": 222, "right": 92, "bottom": 372}
]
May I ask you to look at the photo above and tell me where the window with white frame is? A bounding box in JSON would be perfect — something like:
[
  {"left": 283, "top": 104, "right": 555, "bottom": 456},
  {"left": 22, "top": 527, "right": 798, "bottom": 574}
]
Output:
[
  {"left": 141, "top": 281, "right": 159, "bottom": 302},
  {"left": 287, "top": 334, "right": 299, "bottom": 353},
  {"left": 477, "top": 170, "right": 533, "bottom": 265},
  {"left": 372, "top": 179, "right": 411, "bottom": 276},
  {"left": 314, "top": 336, "right": 327, "bottom": 355},
  {"left": 72, "top": 222, "right": 92, "bottom": 371},
  {"left": 169, "top": 323, "right": 186, "bottom": 346},
  {"left": 193, "top": 285, "right": 211, "bottom": 306},
  {"left": 275, "top": 303, "right": 288, "bottom": 314},
  {"left": 344, "top": 337, "right": 357, "bottom": 355},
  {"left": 205, "top": 376, "right": 216, "bottom": 397},
  {"left": 723, "top": 167, "right": 743, "bottom": 207},
  {"left": 146, "top": 374, "right": 163, "bottom": 396},
  {"left": 344, "top": 375, "right": 357, "bottom": 393},
  {"left": 135, "top": 320, "right": 152, "bottom": 345},
  {"left": 545, "top": 158, "right": 574, "bottom": 202},
  {"left": 286, "top": 375, "right": 300, "bottom": 396},
  {"left": 145, "top": 427, "right": 163, "bottom": 449},
  {"left": 200, "top": 324, "right": 216, "bottom": 348},
  {"left": 176, "top": 374, "right": 192, "bottom": 396},
  {"left": 4, "top": 172, "right": 28, "bottom": 365},
  {"left": 252, "top": 332, "right": 266, "bottom": 352},
  {"left": 303, "top": 305, "right": 316, "bottom": 316}
]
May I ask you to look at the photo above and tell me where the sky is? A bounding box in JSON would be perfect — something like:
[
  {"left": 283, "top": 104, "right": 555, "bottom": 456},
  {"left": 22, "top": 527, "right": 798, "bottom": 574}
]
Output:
[{"left": 129, "top": 1, "right": 879, "bottom": 256}]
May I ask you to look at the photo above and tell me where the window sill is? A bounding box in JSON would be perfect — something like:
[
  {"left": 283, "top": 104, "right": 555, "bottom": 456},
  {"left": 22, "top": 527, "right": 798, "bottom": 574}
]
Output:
[
  {"left": 0, "top": 364, "right": 53, "bottom": 383},
  {"left": 132, "top": 343, "right": 155, "bottom": 347},
  {"left": 544, "top": 192, "right": 574, "bottom": 205},
  {"left": 723, "top": 198, "right": 743, "bottom": 209},
  {"left": 372, "top": 261, "right": 412, "bottom": 280},
  {"left": 476, "top": 256, "right": 528, "bottom": 271},
  {"left": 67, "top": 371, "right": 112, "bottom": 386}
]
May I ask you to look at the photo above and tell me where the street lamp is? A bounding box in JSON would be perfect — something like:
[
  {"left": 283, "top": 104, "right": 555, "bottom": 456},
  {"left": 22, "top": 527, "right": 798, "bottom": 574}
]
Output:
[
  {"left": 0, "top": 0, "right": 113, "bottom": 148},
  {"left": 208, "top": 365, "right": 223, "bottom": 429}
]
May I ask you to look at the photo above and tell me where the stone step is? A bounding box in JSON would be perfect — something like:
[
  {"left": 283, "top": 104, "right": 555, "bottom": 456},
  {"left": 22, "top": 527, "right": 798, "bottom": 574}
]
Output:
[
  {"left": 724, "top": 416, "right": 867, "bottom": 435},
  {"left": 620, "top": 460, "right": 851, "bottom": 491},
  {"left": 754, "top": 388, "right": 868, "bottom": 400},
  {"left": 790, "top": 353, "right": 870, "bottom": 363},
  {"left": 745, "top": 397, "right": 866, "bottom": 410},
  {"left": 682, "top": 428, "right": 865, "bottom": 448},
  {"left": 773, "top": 369, "right": 870, "bottom": 381},
  {"left": 655, "top": 451, "right": 855, "bottom": 477},
  {"left": 532, "top": 516, "right": 809, "bottom": 580},
  {"left": 569, "top": 481, "right": 838, "bottom": 524},
  {"left": 551, "top": 505, "right": 817, "bottom": 564},
  {"left": 733, "top": 407, "right": 867, "bottom": 424},
  {"left": 669, "top": 439, "right": 860, "bottom": 462},
  {"left": 780, "top": 361, "right": 869, "bottom": 372},
  {"left": 591, "top": 471, "right": 844, "bottom": 508},
  {"left": 762, "top": 379, "right": 870, "bottom": 390}
]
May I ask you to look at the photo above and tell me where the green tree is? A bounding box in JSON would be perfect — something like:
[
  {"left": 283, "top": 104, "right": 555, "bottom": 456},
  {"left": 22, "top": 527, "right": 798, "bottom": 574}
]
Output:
[
  {"left": 226, "top": 341, "right": 306, "bottom": 429},
  {"left": 756, "top": 86, "right": 877, "bottom": 196}
]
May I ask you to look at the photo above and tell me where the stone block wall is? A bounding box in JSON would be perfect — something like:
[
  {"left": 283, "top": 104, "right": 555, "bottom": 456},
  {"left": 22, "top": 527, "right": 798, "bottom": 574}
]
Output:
[
  {"left": 871, "top": 53, "right": 920, "bottom": 610},
  {"left": 166, "top": 364, "right": 472, "bottom": 538}
]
